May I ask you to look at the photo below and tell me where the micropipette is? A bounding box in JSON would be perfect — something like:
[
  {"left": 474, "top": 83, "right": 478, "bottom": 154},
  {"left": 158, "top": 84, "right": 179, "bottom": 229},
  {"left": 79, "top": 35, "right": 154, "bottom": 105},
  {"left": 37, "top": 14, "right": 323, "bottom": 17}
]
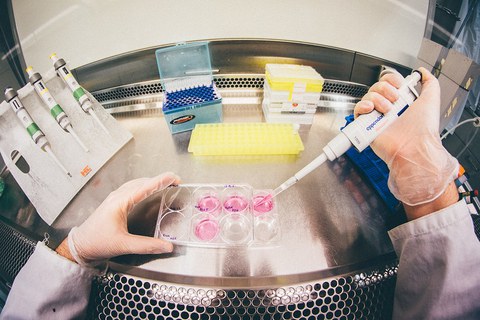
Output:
[
  {"left": 26, "top": 66, "right": 89, "bottom": 152},
  {"left": 259, "top": 70, "right": 422, "bottom": 206},
  {"left": 4, "top": 87, "right": 72, "bottom": 177},
  {"left": 50, "top": 53, "right": 110, "bottom": 135}
]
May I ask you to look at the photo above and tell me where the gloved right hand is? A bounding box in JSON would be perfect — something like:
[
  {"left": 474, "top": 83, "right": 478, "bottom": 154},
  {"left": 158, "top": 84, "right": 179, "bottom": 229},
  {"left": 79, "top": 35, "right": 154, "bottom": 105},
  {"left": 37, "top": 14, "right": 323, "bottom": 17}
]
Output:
[
  {"left": 63, "top": 172, "right": 180, "bottom": 266},
  {"left": 354, "top": 67, "right": 458, "bottom": 206}
]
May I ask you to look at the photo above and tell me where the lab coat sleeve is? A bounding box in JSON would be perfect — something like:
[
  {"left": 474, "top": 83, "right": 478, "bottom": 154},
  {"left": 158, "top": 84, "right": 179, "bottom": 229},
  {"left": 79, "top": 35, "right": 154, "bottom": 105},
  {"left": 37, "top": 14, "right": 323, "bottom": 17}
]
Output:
[
  {"left": 388, "top": 200, "right": 480, "bottom": 320},
  {"left": 0, "top": 242, "right": 94, "bottom": 320}
]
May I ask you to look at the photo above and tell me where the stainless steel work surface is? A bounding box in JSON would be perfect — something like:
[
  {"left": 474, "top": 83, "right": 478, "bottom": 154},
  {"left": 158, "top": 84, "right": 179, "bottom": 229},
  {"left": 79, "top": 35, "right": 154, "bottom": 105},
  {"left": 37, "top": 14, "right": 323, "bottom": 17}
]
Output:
[{"left": 52, "top": 88, "right": 394, "bottom": 287}]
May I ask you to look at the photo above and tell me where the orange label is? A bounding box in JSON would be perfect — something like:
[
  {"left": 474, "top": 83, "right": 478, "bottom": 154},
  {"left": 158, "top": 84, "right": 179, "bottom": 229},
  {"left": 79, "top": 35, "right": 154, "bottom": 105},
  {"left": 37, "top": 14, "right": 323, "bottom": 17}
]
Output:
[{"left": 81, "top": 165, "right": 92, "bottom": 177}]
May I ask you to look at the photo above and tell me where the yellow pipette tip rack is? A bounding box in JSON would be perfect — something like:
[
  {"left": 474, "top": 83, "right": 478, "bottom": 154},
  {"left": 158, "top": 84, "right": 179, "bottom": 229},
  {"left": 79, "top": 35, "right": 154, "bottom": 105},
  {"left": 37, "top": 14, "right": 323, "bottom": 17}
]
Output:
[
  {"left": 188, "top": 123, "right": 304, "bottom": 156},
  {"left": 265, "top": 64, "right": 324, "bottom": 94}
]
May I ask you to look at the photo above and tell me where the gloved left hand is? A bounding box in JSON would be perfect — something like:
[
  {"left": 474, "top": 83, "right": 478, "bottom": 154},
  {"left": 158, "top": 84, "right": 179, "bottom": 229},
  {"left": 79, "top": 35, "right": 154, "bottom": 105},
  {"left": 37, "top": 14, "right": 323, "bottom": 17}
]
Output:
[{"left": 66, "top": 172, "right": 180, "bottom": 266}]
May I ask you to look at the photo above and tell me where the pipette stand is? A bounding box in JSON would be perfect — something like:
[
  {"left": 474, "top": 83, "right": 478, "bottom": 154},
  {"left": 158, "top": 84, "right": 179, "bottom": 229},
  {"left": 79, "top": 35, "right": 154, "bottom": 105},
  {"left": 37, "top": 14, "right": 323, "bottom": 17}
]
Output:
[{"left": 0, "top": 69, "right": 132, "bottom": 225}]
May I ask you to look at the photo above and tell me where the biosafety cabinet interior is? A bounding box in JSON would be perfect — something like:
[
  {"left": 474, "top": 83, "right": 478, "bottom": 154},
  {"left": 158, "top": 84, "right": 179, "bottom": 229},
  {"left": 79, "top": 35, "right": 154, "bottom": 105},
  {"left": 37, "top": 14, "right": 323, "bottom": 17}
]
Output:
[
  {"left": 0, "top": 38, "right": 418, "bottom": 320},
  {"left": 1, "top": 1, "right": 480, "bottom": 319}
]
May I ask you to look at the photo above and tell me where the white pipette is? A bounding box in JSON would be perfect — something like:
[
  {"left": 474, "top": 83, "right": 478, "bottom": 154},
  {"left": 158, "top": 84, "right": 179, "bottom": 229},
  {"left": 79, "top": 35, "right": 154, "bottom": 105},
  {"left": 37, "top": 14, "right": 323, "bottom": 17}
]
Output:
[
  {"left": 256, "top": 70, "right": 422, "bottom": 207},
  {"left": 50, "top": 53, "right": 110, "bottom": 135},
  {"left": 26, "top": 66, "right": 89, "bottom": 152},
  {"left": 4, "top": 87, "right": 72, "bottom": 177}
]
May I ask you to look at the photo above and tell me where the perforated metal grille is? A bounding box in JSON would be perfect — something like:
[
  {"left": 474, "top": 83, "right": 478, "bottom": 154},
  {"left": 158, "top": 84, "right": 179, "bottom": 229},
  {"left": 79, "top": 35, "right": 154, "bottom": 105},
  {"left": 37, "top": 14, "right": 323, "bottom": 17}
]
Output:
[
  {"left": 91, "top": 76, "right": 368, "bottom": 106},
  {"left": 0, "top": 221, "right": 36, "bottom": 283},
  {"left": 93, "top": 82, "right": 164, "bottom": 103},
  {"left": 214, "top": 77, "right": 264, "bottom": 89},
  {"left": 92, "top": 76, "right": 265, "bottom": 104},
  {"left": 90, "top": 264, "right": 397, "bottom": 319},
  {"left": 322, "top": 81, "right": 369, "bottom": 98}
]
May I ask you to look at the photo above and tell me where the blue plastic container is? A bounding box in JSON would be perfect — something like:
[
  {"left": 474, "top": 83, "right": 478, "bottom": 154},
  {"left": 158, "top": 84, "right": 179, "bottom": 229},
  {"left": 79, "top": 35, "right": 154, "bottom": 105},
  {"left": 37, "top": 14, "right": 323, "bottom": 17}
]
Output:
[
  {"left": 343, "top": 115, "right": 400, "bottom": 213},
  {"left": 156, "top": 42, "right": 223, "bottom": 133}
]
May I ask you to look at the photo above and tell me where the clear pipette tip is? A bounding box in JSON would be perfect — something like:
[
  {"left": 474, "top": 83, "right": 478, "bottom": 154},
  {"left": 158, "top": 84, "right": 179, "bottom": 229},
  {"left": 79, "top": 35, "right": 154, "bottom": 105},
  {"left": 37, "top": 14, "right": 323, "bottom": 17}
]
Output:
[
  {"left": 44, "top": 145, "right": 72, "bottom": 177},
  {"left": 254, "top": 177, "right": 297, "bottom": 209},
  {"left": 66, "top": 125, "right": 89, "bottom": 152},
  {"left": 273, "top": 179, "right": 296, "bottom": 197},
  {"left": 253, "top": 193, "right": 273, "bottom": 211},
  {"left": 88, "top": 109, "right": 110, "bottom": 136},
  {"left": 256, "top": 152, "right": 329, "bottom": 208}
]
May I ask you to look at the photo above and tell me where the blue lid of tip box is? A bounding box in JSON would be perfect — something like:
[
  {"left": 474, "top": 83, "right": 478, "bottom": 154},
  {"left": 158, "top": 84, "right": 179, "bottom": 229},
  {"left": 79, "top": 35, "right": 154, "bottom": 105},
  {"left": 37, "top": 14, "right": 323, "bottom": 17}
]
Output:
[{"left": 155, "top": 42, "right": 223, "bottom": 134}]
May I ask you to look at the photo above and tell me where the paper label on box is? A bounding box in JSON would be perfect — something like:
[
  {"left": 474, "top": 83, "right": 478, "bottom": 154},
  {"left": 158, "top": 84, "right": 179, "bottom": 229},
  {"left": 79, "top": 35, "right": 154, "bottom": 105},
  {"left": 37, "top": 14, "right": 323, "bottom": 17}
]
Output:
[
  {"left": 281, "top": 102, "right": 314, "bottom": 113},
  {"left": 292, "top": 82, "right": 307, "bottom": 93},
  {"left": 291, "top": 93, "right": 307, "bottom": 102}
]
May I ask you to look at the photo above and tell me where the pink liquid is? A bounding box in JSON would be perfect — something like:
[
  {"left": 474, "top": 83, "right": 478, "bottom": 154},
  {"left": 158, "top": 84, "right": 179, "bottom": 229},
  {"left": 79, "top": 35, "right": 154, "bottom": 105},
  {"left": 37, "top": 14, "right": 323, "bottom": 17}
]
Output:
[
  {"left": 194, "top": 219, "right": 219, "bottom": 241},
  {"left": 223, "top": 195, "right": 249, "bottom": 212},
  {"left": 197, "top": 195, "right": 220, "bottom": 213},
  {"left": 253, "top": 194, "right": 274, "bottom": 215}
]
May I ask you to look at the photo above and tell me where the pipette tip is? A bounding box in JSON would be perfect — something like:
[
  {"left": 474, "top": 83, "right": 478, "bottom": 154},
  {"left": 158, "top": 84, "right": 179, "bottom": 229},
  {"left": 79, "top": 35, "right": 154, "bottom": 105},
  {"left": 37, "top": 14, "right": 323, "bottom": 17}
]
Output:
[
  {"left": 255, "top": 176, "right": 299, "bottom": 208},
  {"left": 67, "top": 125, "right": 89, "bottom": 152},
  {"left": 88, "top": 109, "right": 110, "bottom": 136},
  {"left": 253, "top": 194, "right": 273, "bottom": 210},
  {"left": 45, "top": 146, "right": 71, "bottom": 178}
]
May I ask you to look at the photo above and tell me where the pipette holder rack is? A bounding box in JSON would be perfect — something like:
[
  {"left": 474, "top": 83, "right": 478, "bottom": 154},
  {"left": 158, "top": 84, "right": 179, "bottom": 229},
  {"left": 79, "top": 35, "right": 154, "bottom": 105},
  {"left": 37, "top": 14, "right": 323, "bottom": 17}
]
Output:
[{"left": 0, "top": 69, "right": 132, "bottom": 225}]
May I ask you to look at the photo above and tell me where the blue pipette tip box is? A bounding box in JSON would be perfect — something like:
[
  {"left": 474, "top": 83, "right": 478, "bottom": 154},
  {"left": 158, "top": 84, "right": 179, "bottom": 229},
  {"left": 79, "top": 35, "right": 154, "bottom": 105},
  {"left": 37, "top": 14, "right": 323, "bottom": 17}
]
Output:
[
  {"left": 343, "top": 114, "right": 400, "bottom": 213},
  {"left": 156, "top": 42, "right": 223, "bottom": 134}
]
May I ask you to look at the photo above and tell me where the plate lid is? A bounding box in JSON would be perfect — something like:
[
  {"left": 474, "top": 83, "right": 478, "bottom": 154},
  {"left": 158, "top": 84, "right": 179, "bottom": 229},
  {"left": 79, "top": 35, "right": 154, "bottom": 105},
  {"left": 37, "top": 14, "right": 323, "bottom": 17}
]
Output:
[{"left": 156, "top": 42, "right": 213, "bottom": 92}]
